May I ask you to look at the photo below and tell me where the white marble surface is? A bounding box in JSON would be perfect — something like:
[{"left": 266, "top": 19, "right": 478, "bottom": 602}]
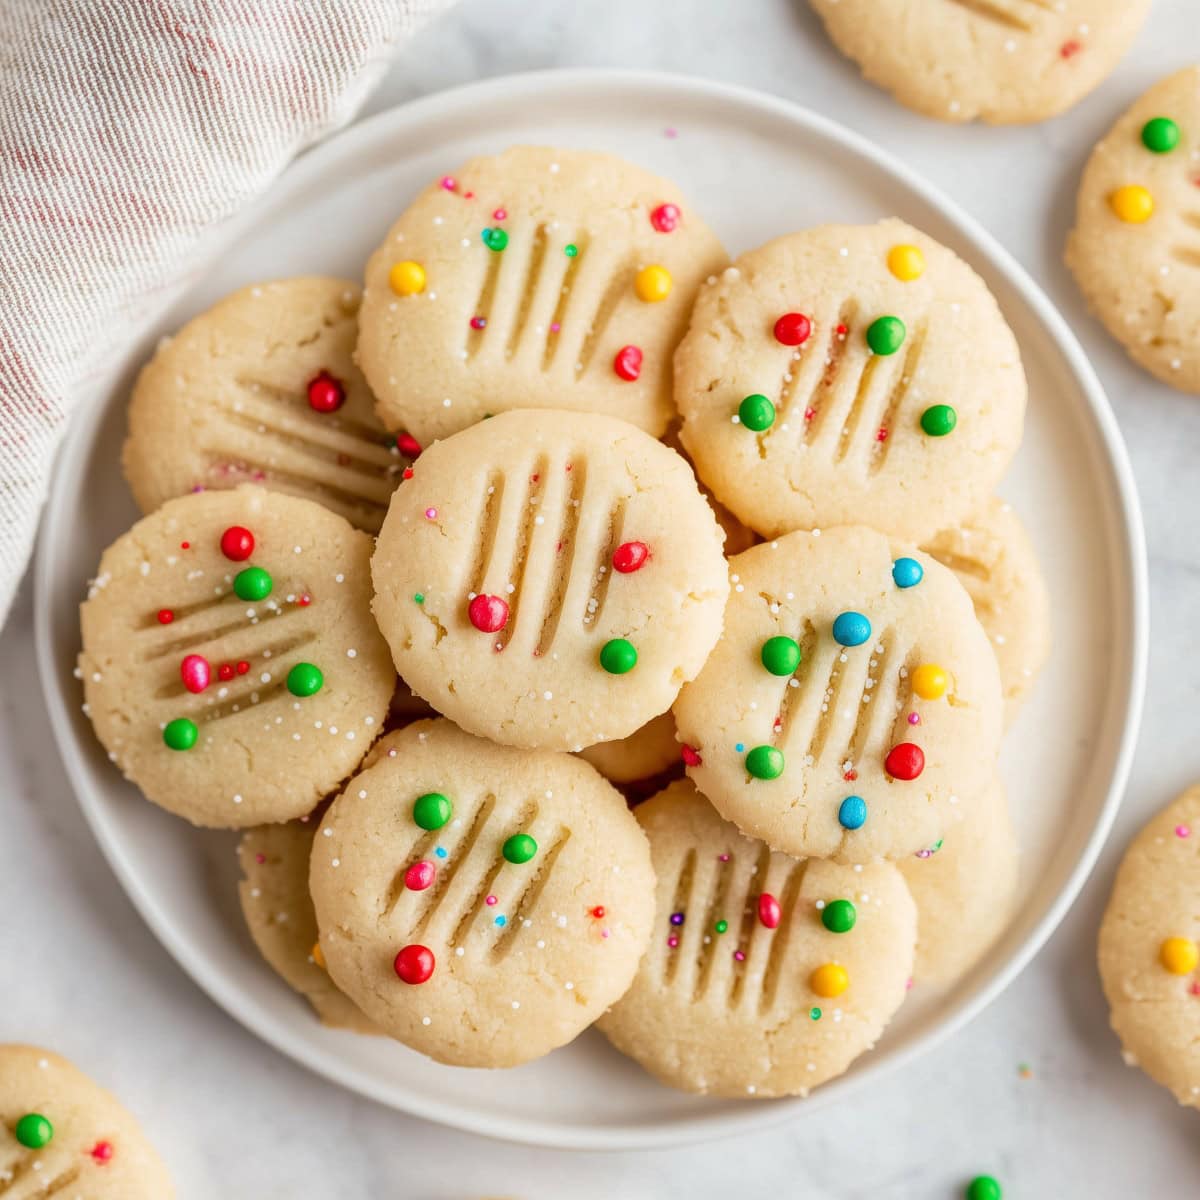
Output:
[{"left": 3, "top": 0, "right": 1199, "bottom": 1195}]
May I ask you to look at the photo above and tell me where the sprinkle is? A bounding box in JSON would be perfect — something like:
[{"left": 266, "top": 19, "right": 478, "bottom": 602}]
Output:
[
  {"left": 681, "top": 744, "right": 702, "bottom": 767},
  {"left": 424, "top": 507, "right": 437, "bottom": 520},
  {"left": 486, "top": 895, "right": 498, "bottom": 906},
  {"left": 670, "top": 911, "right": 685, "bottom": 926},
  {"left": 1176, "top": 825, "right": 1191, "bottom": 838}
]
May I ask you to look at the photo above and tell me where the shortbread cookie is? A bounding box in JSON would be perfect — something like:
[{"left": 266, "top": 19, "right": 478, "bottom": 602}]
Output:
[
  {"left": 675, "top": 221, "right": 1026, "bottom": 544},
  {"left": 79, "top": 486, "right": 395, "bottom": 828},
  {"left": 356, "top": 146, "right": 727, "bottom": 442},
  {"left": 598, "top": 779, "right": 916, "bottom": 1098},
  {"left": 809, "top": 0, "right": 1150, "bottom": 125},
  {"left": 578, "top": 711, "right": 680, "bottom": 785},
  {"left": 922, "top": 499, "right": 1050, "bottom": 723},
  {"left": 309, "top": 719, "right": 656, "bottom": 1068},
  {"left": 673, "top": 526, "right": 1003, "bottom": 862},
  {"left": 1066, "top": 68, "right": 1200, "bottom": 393},
  {"left": 0, "top": 1045, "right": 173, "bottom": 1197},
  {"left": 238, "top": 820, "right": 379, "bottom": 1034},
  {"left": 899, "top": 779, "right": 1017, "bottom": 986},
  {"left": 123, "top": 278, "right": 411, "bottom": 532},
  {"left": 1099, "top": 784, "right": 1200, "bottom": 1108},
  {"left": 371, "top": 410, "right": 728, "bottom": 751}
]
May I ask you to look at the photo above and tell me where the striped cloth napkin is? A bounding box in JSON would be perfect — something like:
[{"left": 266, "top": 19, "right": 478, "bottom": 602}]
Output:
[{"left": 0, "top": 0, "right": 452, "bottom": 627}]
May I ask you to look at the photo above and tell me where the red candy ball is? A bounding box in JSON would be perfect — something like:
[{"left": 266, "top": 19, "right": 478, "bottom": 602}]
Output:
[
  {"left": 235, "top": 660, "right": 250, "bottom": 675},
  {"left": 90, "top": 1141, "right": 114, "bottom": 1163},
  {"left": 884, "top": 742, "right": 925, "bottom": 781},
  {"left": 405, "top": 861, "right": 435, "bottom": 891},
  {"left": 156, "top": 609, "right": 175, "bottom": 625},
  {"left": 180, "top": 654, "right": 211, "bottom": 694},
  {"left": 396, "top": 432, "right": 422, "bottom": 458},
  {"left": 394, "top": 943, "right": 435, "bottom": 985},
  {"left": 650, "top": 202, "right": 681, "bottom": 232},
  {"left": 613, "top": 345, "right": 643, "bottom": 381},
  {"left": 218, "top": 663, "right": 234, "bottom": 681},
  {"left": 219, "top": 525, "right": 255, "bottom": 562},
  {"left": 468, "top": 594, "right": 510, "bottom": 633},
  {"left": 758, "top": 892, "right": 781, "bottom": 929},
  {"left": 681, "top": 744, "right": 702, "bottom": 767},
  {"left": 774, "top": 312, "right": 812, "bottom": 347},
  {"left": 307, "top": 371, "right": 345, "bottom": 413},
  {"left": 612, "top": 540, "right": 649, "bottom": 573}
]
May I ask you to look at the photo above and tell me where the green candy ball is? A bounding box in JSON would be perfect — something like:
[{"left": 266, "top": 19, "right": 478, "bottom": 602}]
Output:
[
  {"left": 482, "top": 227, "right": 509, "bottom": 251},
  {"left": 714, "top": 919, "right": 728, "bottom": 934},
  {"left": 286, "top": 662, "right": 324, "bottom": 697},
  {"left": 866, "top": 315, "right": 905, "bottom": 356},
  {"left": 966, "top": 1176, "right": 1002, "bottom": 1200},
  {"left": 162, "top": 718, "right": 198, "bottom": 751},
  {"left": 745, "top": 744, "right": 784, "bottom": 780},
  {"left": 761, "top": 635, "right": 802, "bottom": 676},
  {"left": 15, "top": 1113, "right": 53, "bottom": 1149},
  {"left": 233, "top": 566, "right": 272, "bottom": 602},
  {"left": 821, "top": 898, "right": 857, "bottom": 934},
  {"left": 737, "top": 393, "right": 775, "bottom": 432},
  {"left": 1141, "top": 116, "right": 1180, "bottom": 154},
  {"left": 920, "top": 404, "right": 957, "bottom": 437},
  {"left": 413, "top": 792, "right": 452, "bottom": 831},
  {"left": 600, "top": 638, "right": 638, "bottom": 675},
  {"left": 503, "top": 833, "right": 538, "bottom": 864}
]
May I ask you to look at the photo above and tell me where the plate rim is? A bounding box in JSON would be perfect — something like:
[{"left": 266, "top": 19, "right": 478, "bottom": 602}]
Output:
[{"left": 33, "top": 65, "right": 1148, "bottom": 1151}]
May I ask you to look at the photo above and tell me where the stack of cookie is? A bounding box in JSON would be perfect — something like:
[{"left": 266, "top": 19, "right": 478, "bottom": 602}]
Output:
[{"left": 82, "top": 145, "right": 1048, "bottom": 1098}]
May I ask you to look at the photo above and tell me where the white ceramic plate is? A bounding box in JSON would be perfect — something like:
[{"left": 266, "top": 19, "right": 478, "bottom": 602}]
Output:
[{"left": 35, "top": 69, "right": 1146, "bottom": 1150}]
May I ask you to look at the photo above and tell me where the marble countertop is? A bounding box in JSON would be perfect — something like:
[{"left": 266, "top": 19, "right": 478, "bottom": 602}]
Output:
[{"left": 4, "top": 0, "right": 1199, "bottom": 1195}]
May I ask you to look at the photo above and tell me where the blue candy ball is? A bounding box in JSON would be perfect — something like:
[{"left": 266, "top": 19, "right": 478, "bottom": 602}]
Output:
[
  {"left": 892, "top": 557, "right": 924, "bottom": 589},
  {"left": 832, "top": 611, "right": 871, "bottom": 647},
  {"left": 839, "top": 795, "right": 868, "bottom": 830}
]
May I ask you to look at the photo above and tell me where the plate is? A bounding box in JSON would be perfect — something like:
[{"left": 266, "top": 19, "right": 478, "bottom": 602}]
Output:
[{"left": 34, "top": 68, "right": 1147, "bottom": 1150}]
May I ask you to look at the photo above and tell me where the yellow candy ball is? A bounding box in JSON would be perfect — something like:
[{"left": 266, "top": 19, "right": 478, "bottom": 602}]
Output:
[
  {"left": 634, "top": 264, "right": 673, "bottom": 303},
  {"left": 1160, "top": 936, "right": 1198, "bottom": 976},
  {"left": 389, "top": 260, "right": 427, "bottom": 296},
  {"left": 810, "top": 962, "right": 849, "bottom": 999},
  {"left": 912, "top": 663, "right": 949, "bottom": 701},
  {"left": 887, "top": 243, "right": 925, "bottom": 282},
  {"left": 311, "top": 941, "right": 326, "bottom": 970},
  {"left": 1109, "top": 185, "right": 1154, "bottom": 224}
]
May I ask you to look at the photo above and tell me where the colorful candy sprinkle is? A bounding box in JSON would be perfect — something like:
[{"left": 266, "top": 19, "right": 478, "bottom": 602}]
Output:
[
  {"left": 311, "top": 941, "right": 326, "bottom": 969},
  {"left": 306, "top": 371, "right": 344, "bottom": 414},
  {"left": 163, "top": 718, "right": 197, "bottom": 751},
  {"left": 885, "top": 743, "right": 925, "bottom": 781},
  {"left": 773, "top": 312, "right": 812, "bottom": 346},
  {"left": 821, "top": 899, "right": 857, "bottom": 934},
  {"left": 681, "top": 744, "right": 702, "bottom": 767},
  {"left": 761, "top": 635, "right": 802, "bottom": 676},
  {"left": 1160, "top": 936, "right": 1199, "bottom": 975},
  {"left": 758, "top": 892, "right": 781, "bottom": 929},
  {"left": 737, "top": 393, "right": 775, "bottom": 431},
  {"left": 234, "top": 566, "right": 272, "bottom": 602},
  {"left": 650, "top": 202, "right": 681, "bottom": 232},
  {"left": 612, "top": 541, "right": 649, "bottom": 573},
  {"left": 887, "top": 244, "right": 925, "bottom": 281},
  {"left": 911, "top": 663, "right": 948, "bottom": 701},
  {"left": 1110, "top": 185, "right": 1154, "bottom": 223},
  {"left": 564, "top": 243, "right": 579, "bottom": 258},
  {"left": 714, "top": 919, "right": 729, "bottom": 934},
  {"left": 219, "top": 526, "right": 255, "bottom": 562},
  {"left": 839, "top": 795, "right": 867, "bottom": 830},
  {"left": 180, "top": 654, "right": 210, "bottom": 694},
  {"left": 286, "top": 662, "right": 324, "bottom": 697},
  {"left": 413, "top": 792, "right": 452, "bottom": 831},
  {"left": 745, "top": 745, "right": 784, "bottom": 780},
  {"left": 470, "top": 316, "right": 487, "bottom": 330},
  {"left": 613, "top": 345, "right": 643, "bottom": 381},
  {"left": 921, "top": 404, "right": 957, "bottom": 437},
  {"left": 600, "top": 638, "right": 638, "bottom": 674},
  {"left": 394, "top": 944, "right": 435, "bottom": 985},
  {"left": 14, "top": 1113, "right": 53, "bottom": 1149},
  {"left": 468, "top": 593, "right": 510, "bottom": 633},
  {"left": 396, "top": 432, "right": 422, "bottom": 458},
  {"left": 1141, "top": 117, "right": 1179, "bottom": 154},
  {"left": 389, "top": 260, "right": 426, "bottom": 295},
  {"left": 810, "top": 962, "right": 849, "bottom": 998},
  {"left": 635, "top": 264, "right": 672, "bottom": 302},
  {"left": 866, "top": 315, "right": 905, "bottom": 356},
  {"left": 156, "top": 608, "right": 175, "bottom": 624},
  {"left": 670, "top": 911, "right": 685, "bottom": 926},
  {"left": 832, "top": 611, "right": 871, "bottom": 647},
  {"left": 90, "top": 1141, "right": 114, "bottom": 1163},
  {"left": 892, "top": 557, "right": 924, "bottom": 589},
  {"left": 966, "top": 1176, "right": 1002, "bottom": 1200},
  {"left": 481, "top": 227, "right": 508, "bottom": 251},
  {"left": 503, "top": 833, "right": 538, "bottom": 864}
]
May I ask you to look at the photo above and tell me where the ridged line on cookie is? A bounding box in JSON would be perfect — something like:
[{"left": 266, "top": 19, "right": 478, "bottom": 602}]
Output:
[
  {"left": 943, "top": 0, "right": 1036, "bottom": 33},
  {"left": 0, "top": 1148, "right": 81, "bottom": 1196},
  {"left": 925, "top": 532, "right": 1001, "bottom": 621},
  {"left": 759, "top": 858, "right": 809, "bottom": 1015},
  {"left": 136, "top": 593, "right": 309, "bottom": 663},
  {"left": 661, "top": 847, "right": 696, "bottom": 986},
  {"left": 151, "top": 628, "right": 318, "bottom": 702},
  {"left": 574, "top": 253, "right": 636, "bottom": 376},
  {"left": 489, "top": 825, "right": 572, "bottom": 962},
  {"left": 728, "top": 842, "right": 774, "bottom": 1009},
  {"left": 867, "top": 321, "right": 926, "bottom": 476}
]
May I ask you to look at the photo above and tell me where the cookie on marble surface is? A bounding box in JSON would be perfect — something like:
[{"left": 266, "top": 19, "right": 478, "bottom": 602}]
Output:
[
  {"left": 309, "top": 719, "right": 656, "bottom": 1068},
  {"left": 1099, "top": 784, "right": 1200, "bottom": 1108},
  {"left": 1066, "top": 67, "right": 1200, "bottom": 394},
  {"left": 356, "top": 146, "right": 727, "bottom": 443},
  {"left": 238, "top": 820, "right": 380, "bottom": 1034},
  {"left": 578, "top": 710, "right": 680, "bottom": 785},
  {"left": 371, "top": 410, "right": 728, "bottom": 752},
  {"left": 0, "top": 1045, "right": 173, "bottom": 1197},
  {"left": 79, "top": 486, "right": 395, "bottom": 828},
  {"left": 809, "top": 0, "right": 1150, "bottom": 125},
  {"left": 898, "top": 778, "right": 1017, "bottom": 986},
  {"left": 123, "top": 278, "right": 411, "bottom": 532},
  {"left": 922, "top": 498, "right": 1050, "bottom": 724},
  {"left": 597, "top": 779, "right": 916, "bottom": 1098},
  {"left": 673, "top": 526, "right": 1003, "bottom": 863},
  {"left": 675, "top": 221, "right": 1026, "bottom": 544}
]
